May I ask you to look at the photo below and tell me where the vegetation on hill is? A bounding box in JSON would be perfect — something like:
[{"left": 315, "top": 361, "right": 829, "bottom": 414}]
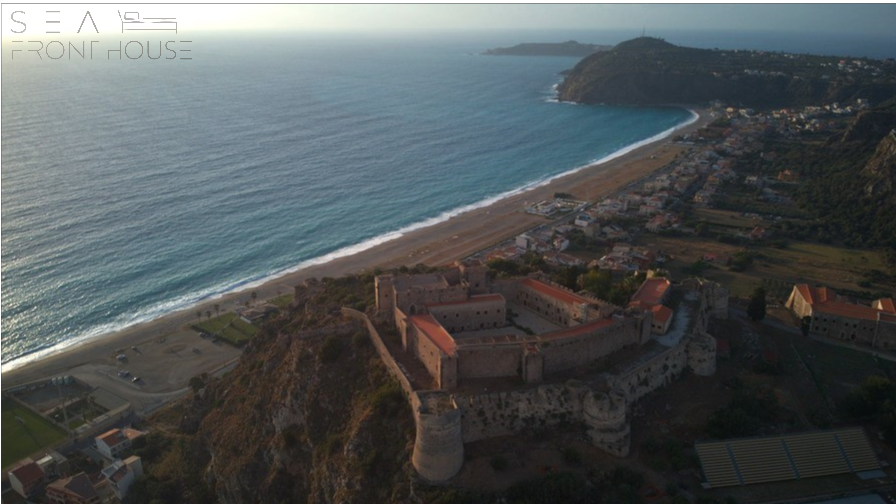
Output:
[
  {"left": 558, "top": 37, "right": 896, "bottom": 108},
  {"left": 482, "top": 40, "right": 611, "bottom": 57}
]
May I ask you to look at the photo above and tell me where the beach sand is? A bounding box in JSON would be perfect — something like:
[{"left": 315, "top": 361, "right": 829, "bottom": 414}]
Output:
[{"left": 1, "top": 109, "right": 711, "bottom": 398}]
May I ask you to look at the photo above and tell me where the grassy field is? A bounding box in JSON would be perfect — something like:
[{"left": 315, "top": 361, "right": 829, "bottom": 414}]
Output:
[
  {"left": 2, "top": 398, "right": 67, "bottom": 468},
  {"left": 194, "top": 313, "right": 258, "bottom": 346},
  {"left": 691, "top": 208, "right": 761, "bottom": 230},
  {"left": 643, "top": 234, "right": 891, "bottom": 299},
  {"left": 270, "top": 294, "right": 293, "bottom": 309}
]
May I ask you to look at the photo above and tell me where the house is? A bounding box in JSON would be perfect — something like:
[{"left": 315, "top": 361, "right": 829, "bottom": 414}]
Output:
[
  {"left": 543, "top": 251, "right": 585, "bottom": 268},
  {"left": 46, "top": 472, "right": 99, "bottom": 504},
  {"left": 9, "top": 460, "right": 45, "bottom": 499},
  {"left": 95, "top": 428, "right": 145, "bottom": 460},
  {"left": 97, "top": 456, "right": 144, "bottom": 501},
  {"left": 628, "top": 277, "right": 672, "bottom": 310}
]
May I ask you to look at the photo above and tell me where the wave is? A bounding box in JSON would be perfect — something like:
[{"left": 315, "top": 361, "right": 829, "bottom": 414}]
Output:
[{"left": 1, "top": 108, "right": 699, "bottom": 373}]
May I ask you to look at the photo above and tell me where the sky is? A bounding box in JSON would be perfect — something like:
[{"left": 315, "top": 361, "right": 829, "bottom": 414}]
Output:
[{"left": 2, "top": 4, "right": 895, "bottom": 38}]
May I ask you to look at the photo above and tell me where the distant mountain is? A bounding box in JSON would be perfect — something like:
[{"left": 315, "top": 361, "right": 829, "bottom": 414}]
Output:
[
  {"left": 482, "top": 40, "right": 612, "bottom": 57},
  {"left": 558, "top": 37, "right": 896, "bottom": 108}
]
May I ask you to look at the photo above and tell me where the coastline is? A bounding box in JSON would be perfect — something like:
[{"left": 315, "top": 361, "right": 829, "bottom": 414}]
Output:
[{"left": 1, "top": 107, "right": 710, "bottom": 389}]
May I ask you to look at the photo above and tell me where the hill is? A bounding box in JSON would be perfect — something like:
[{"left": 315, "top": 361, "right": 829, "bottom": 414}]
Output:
[
  {"left": 557, "top": 37, "right": 896, "bottom": 108},
  {"left": 482, "top": 40, "right": 611, "bottom": 57}
]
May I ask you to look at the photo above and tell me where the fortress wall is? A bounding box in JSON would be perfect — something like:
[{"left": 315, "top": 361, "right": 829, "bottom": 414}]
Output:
[
  {"left": 516, "top": 286, "right": 577, "bottom": 327},
  {"left": 609, "top": 344, "right": 688, "bottom": 403},
  {"left": 400, "top": 284, "right": 468, "bottom": 312},
  {"left": 342, "top": 308, "right": 414, "bottom": 397},
  {"left": 458, "top": 383, "right": 586, "bottom": 443},
  {"left": 687, "top": 333, "right": 717, "bottom": 376},
  {"left": 412, "top": 324, "right": 448, "bottom": 386},
  {"left": 540, "top": 325, "right": 633, "bottom": 374},
  {"left": 427, "top": 299, "right": 507, "bottom": 333},
  {"left": 456, "top": 345, "right": 521, "bottom": 379},
  {"left": 490, "top": 279, "right": 521, "bottom": 301}
]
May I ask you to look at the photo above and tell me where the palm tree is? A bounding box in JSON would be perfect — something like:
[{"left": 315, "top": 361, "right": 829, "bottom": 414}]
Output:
[
  {"left": 196, "top": 310, "right": 202, "bottom": 323},
  {"left": 206, "top": 310, "right": 212, "bottom": 320},
  {"left": 214, "top": 303, "right": 220, "bottom": 316},
  {"left": 251, "top": 291, "right": 258, "bottom": 306}
]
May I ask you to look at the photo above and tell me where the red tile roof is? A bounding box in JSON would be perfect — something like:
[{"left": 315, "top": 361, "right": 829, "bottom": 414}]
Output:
[
  {"left": 97, "top": 429, "right": 126, "bottom": 448},
  {"left": 47, "top": 473, "right": 97, "bottom": 500},
  {"left": 651, "top": 305, "right": 674, "bottom": 325},
  {"left": 796, "top": 284, "right": 893, "bottom": 322},
  {"left": 630, "top": 278, "right": 671, "bottom": 307},
  {"left": 541, "top": 317, "right": 615, "bottom": 340},
  {"left": 876, "top": 298, "right": 896, "bottom": 313},
  {"left": 815, "top": 301, "right": 882, "bottom": 322},
  {"left": 11, "top": 461, "right": 44, "bottom": 486},
  {"left": 409, "top": 314, "right": 456, "bottom": 356},
  {"left": 426, "top": 294, "right": 504, "bottom": 308},
  {"left": 880, "top": 313, "right": 896, "bottom": 324},
  {"left": 520, "top": 278, "right": 591, "bottom": 306}
]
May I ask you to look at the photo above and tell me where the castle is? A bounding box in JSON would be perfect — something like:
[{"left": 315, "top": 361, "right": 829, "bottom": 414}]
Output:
[{"left": 355, "top": 261, "right": 727, "bottom": 482}]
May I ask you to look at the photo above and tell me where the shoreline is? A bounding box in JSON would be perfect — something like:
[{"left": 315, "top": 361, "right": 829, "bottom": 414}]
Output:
[{"left": 1, "top": 107, "right": 711, "bottom": 388}]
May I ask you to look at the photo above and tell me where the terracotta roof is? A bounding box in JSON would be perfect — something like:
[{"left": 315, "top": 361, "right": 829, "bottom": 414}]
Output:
[
  {"left": 520, "top": 278, "right": 591, "bottom": 307},
  {"left": 876, "top": 298, "right": 896, "bottom": 313},
  {"left": 651, "top": 305, "right": 674, "bottom": 325},
  {"left": 879, "top": 313, "right": 896, "bottom": 324},
  {"left": 97, "top": 429, "right": 126, "bottom": 448},
  {"left": 409, "top": 314, "right": 456, "bottom": 356},
  {"left": 541, "top": 317, "right": 615, "bottom": 340},
  {"left": 630, "top": 278, "right": 671, "bottom": 307},
  {"left": 815, "top": 301, "right": 882, "bottom": 322},
  {"left": 795, "top": 284, "right": 835, "bottom": 305},
  {"left": 455, "top": 334, "right": 520, "bottom": 347},
  {"left": 426, "top": 294, "right": 504, "bottom": 308},
  {"left": 48, "top": 473, "right": 97, "bottom": 500},
  {"left": 10, "top": 461, "right": 44, "bottom": 486}
]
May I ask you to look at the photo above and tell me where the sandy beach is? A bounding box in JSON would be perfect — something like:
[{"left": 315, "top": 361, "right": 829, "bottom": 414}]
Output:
[{"left": 1, "top": 108, "right": 711, "bottom": 398}]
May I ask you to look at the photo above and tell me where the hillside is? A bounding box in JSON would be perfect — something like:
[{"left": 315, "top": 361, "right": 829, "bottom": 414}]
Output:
[
  {"left": 557, "top": 37, "right": 896, "bottom": 108},
  {"left": 128, "top": 275, "right": 418, "bottom": 504},
  {"left": 482, "top": 40, "right": 611, "bottom": 57}
]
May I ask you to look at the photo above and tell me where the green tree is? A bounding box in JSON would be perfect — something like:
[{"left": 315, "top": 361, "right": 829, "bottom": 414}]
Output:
[
  {"left": 213, "top": 303, "right": 220, "bottom": 316},
  {"left": 747, "top": 287, "right": 767, "bottom": 321},
  {"left": 800, "top": 315, "right": 812, "bottom": 336}
]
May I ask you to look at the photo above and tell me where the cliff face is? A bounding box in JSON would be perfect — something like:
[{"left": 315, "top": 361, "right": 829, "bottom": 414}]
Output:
[
  {"left": 169, "top": 312, "right": 414, "bottom": 504},
  {"left": 863, "top": 129, "right": 896, "bottom": 199},
  {"left": 557, "top": 37, "right": 896, "bottom": 108}
]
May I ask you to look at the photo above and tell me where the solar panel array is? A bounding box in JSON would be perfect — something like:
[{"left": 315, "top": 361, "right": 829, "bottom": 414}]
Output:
[{"left": 696, "top": 428, "right": 880, "bottom": 488}]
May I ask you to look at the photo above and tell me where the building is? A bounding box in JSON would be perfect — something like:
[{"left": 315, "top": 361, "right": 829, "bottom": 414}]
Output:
[
  {"left": 45, "top": 473, "right": 100, "bottom": 504},
  {"left": 9, "top": 460, "right": 45, "bottom": 499},
  {"left": 786, "top": 284, "right": 896, "bottom": 348},
  {"left": 376, "top": 263, "right": 651, "bottom": 390},
  {"left": 628, "top": 277, "right": 674, "bottom": 335},
  {"left": 95, "top": 428, "right": 145, "bottom": 460},
  {"left": 97, "top": 456, "right": 144, "bottom": 501}
]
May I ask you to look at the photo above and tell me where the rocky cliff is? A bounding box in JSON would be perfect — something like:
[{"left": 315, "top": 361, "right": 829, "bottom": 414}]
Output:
[
  {"left": 863, "top": 129, "right": 896, "bottom": 199},
  {"left": 557, "top": 37, "right": 896, "bottom": 108}
]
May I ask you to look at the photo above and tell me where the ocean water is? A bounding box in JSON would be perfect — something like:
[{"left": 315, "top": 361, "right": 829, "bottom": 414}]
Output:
[{"left": 4, "top": 30, "right": 889, "bottom": 370}]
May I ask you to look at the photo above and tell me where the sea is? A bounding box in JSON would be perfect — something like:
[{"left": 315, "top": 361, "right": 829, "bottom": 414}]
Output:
[{"left": 3, "top": 29, "right": 895, "bottom": 371}]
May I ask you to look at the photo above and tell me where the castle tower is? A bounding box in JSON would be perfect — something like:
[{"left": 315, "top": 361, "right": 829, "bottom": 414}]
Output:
[
  {"left": 411, "top": 392, "right": 464, "bottom": 482},
  {"left": 375, "top": 274, "right": 395, "bottom": 315},
  {"left": 583, "top": 387, "right": 630, "bottom": 457},
  {"left": 458, "top": 260, "right": 488, "bottom": 295}
]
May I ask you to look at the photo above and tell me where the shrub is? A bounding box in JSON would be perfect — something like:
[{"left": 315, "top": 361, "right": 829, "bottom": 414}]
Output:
[
  {"left": 491, "top": 455, "right": 508, "bottom": 471},
  {"left": 561, "top": 447, "right": 582, "bottom": 465},
  {"left": 320, "top": 335, "right": 344, "bottom": 363}
]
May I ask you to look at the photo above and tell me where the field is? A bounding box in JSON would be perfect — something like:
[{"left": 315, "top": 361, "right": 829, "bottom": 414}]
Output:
[
  {"left": 2, "top": 398, "right": 67, "bottom": 468},
  {"left": 642, "top": 234, "right": 891, "bottom": 299},
  {"left": 194, "top": 313, "right": 259, "bottom": 346}
]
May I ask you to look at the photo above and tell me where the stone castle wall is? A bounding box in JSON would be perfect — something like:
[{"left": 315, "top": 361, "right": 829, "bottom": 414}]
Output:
[
  {"left": 456, "top": 345, "right": 521, "bottom": 380},
  {"left": 427, "top": 298, "right": 507, "bottom": 333},
  {"left": 540, "top": 324, "right": 633, "bottom": 374}
]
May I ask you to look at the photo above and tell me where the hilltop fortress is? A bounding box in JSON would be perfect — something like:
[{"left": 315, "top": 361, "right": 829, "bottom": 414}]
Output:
[{"left": 342, "top": 261, "right": 728, "bottom": 482}]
